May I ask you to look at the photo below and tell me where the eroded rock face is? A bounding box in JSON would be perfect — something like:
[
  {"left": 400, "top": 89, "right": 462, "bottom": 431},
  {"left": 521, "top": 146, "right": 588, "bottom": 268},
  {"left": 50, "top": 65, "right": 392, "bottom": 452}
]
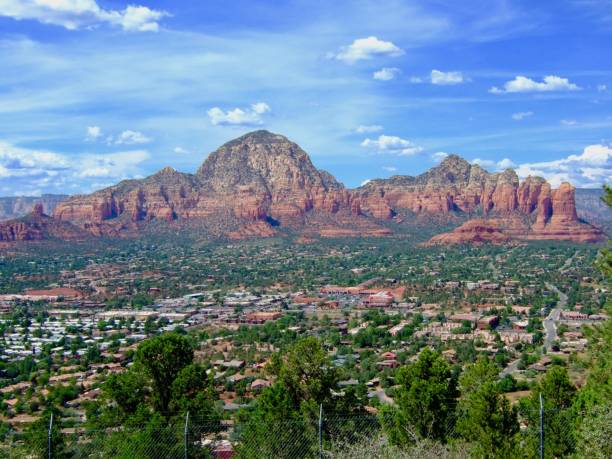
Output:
[
  {"left": 0, "top": 206, "right": 87, "bottom": 242},
  {"left": 428, "top": 219, "right": 511, "bottom": 245},
  {"left": 48, "top": 131, "right": 605, "bottom": 243},
  {"left": 357, "top": 155, "right": 604, "bottom": 243}
]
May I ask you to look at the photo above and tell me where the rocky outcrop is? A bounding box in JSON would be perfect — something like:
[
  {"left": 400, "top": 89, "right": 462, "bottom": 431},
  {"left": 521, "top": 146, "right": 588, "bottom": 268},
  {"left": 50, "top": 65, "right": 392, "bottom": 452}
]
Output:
[
  {"left": 428, "top": 220, "right": 511, "bottom": 245},
  {"left": 44, "top": 130, "right": 606, "bottom": 243},
  {"left": 0, "top": 204, "right": 87, "bottom": 242},
  {"left": 53, "top": 131, "right": 381, "bottom": 240},
  {"left": 357, "top": 155, "right": 604, "bottom": 243}
]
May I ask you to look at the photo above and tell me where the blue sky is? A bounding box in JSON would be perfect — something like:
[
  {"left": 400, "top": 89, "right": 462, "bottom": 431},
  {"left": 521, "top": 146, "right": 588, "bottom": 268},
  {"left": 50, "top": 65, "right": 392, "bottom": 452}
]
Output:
[{"left": 0, "top": 0, "right": 611, "bottom": 196}]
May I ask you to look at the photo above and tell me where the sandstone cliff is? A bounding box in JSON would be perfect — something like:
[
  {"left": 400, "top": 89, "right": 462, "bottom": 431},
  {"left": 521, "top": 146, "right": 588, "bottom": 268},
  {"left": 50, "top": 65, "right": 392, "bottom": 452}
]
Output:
[
  {"left": 0, "top": 204, "right": 87, "bottom": 242},
  {"left": 45, "top": 131, "right": 606, "bottom": 243},
  {"left": 428, "top": 219, "right": 511, "bottom": 245},
  {"left": 357, "top": 155, "right": 604, "bottom": 243}
]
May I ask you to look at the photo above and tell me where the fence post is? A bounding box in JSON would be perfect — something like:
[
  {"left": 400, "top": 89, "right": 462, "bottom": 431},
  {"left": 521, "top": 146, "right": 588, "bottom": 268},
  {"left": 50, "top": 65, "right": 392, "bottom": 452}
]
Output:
[
  {"left": 48, "top": 412, "right": 53, "bottom": 459},
  {"left": 318, "top": 404, "right": 323, "bottom": 459},
  {"left": 539, "top": 393, "right": 544, "bottom": 459},
  {"left": 184, "top": 411, "right": 189, "bottom": 459}
]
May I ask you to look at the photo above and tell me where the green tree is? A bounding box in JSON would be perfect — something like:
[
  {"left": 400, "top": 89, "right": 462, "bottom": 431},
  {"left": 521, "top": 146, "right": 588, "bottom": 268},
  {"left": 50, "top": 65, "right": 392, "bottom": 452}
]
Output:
[
  {"left": 103, "top": 368, "right": 150, "bottom": 420},
  {"left": 456, "top": 357, "right": 519, "bottom": 457},
  {"left": 275, "top": 336, "right": 339, "bottom": 415},
  {"left": 236, "top": 337, "right": 341, "bottom": 458},
  {"left": 169, "top": 363, "right": 218, "bottom": 418},
  {"left": 384, "top": 348, "right": 458, "bottom": 443},
  {"left": 520, "top": 366, "right": 576, "bottom": 458},
  {"left": 573, "top": 184, "right": 612, "bottom": 457},
  {"left": 135, "top": 333, "right": 194, "bottom": 414},
  {"left": 22, "top": 409, "right": 65, "bottom": 458}
]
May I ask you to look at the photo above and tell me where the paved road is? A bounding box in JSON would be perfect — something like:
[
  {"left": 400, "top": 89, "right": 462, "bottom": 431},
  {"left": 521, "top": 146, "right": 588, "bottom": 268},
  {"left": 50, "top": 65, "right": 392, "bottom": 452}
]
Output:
[
  {"left": 502, "top": 252, "right": 575, "bottom": 376},
  {"left": 500, "top": 358, "right": 521, "bottom": 377},
  {"left": 544, "top": 282, "right": 567, "bottom": 350}
]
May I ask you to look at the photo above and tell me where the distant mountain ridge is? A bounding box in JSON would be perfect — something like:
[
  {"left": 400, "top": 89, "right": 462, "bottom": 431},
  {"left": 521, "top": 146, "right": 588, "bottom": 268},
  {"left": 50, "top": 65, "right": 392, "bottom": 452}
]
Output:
[
  {"left": 0, "top": 194, "right": 67, "bottom": 221},
  {"left": 0, "top": 130, "right": 605, "bottom": 244},
  {"left": 575, "top": 188, "right": 612, "bottom": 233}
]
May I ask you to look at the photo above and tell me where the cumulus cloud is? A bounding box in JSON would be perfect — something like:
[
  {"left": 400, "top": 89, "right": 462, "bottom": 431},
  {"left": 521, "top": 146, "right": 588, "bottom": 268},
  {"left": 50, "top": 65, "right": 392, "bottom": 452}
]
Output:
[
  {"left": 431, "top": 151, "right": 449, "bottom": 162},
  {"left": 85, "top": 126, "right": 103, "bottom": 141},
  {"left": 331, "top": 36, "right": 404, "bottom": 64},
  {"left": 208, "top": 102, "right": 271, "bottom": 126},
  {"left": 373, "top": 67, "right": 400, "bottom": 81},
  {"left": 512, "top": 111, "right": 533, "bottom": 120},
  {"left": 355, "top": 125, "right": 383, "bottom": 134},
  {"left": 0, "top": 0, "right": 168, "bottom": 32},
  {"left": 0, "top": 142, "right": 69, "bottom": 179},
  {"left": 514, "top": 144, "right": 612, "bottom": 188},
  {"left": 471, "top": 157, "right": 516, "bottom": 170},
  {"left": 361, "top": 135, "right": 423, "bottom": 156},
  {"left": 174, "top": 147, "right": 190, "bottom": 154},
  {"left": 77, "top": 150, "right": 150, "bottom": 178},
  {"left": 114, "top": 130, "right": 152, "bottom": 145},
  {"left": 0, "top": 141, "right": 150, "bottom": 194},
  {"left": 490, "top": 75, "right": 581, "bottom": 94},
  {"left": 430, "top": 70, "right": 465, "bottom": 85}
]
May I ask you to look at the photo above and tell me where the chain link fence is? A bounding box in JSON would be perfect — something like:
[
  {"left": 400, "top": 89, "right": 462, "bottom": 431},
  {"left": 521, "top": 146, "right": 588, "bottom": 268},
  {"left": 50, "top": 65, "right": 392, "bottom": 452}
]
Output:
[{"left": 0, "top": 407, "right": 598, "bottom": 459}]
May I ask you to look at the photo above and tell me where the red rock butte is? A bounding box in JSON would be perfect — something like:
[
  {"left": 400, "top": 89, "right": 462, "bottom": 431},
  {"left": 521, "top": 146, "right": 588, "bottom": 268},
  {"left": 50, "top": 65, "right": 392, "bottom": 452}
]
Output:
[{"left": 1, "top": 130, "right": 606, "bottom": 244}]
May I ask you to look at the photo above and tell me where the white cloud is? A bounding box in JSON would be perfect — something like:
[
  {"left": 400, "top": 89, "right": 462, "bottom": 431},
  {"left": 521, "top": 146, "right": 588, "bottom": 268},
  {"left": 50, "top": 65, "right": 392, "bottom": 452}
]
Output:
[
  {"left": 85, "top": 125, "right": 102, "bottom": 141},
  {"left": 118, "top": 5, "right": 167, "bottom": 32},
  {"left": 251, "top": 102, "right": 271, "bottom": 114},
  {"left": 174, "top": 147, "right": 190, "bottom": 154},
  {"left": 489, "top": 75, "right": 581, "bottom": 94},
  {"left": 431, "top": 151, "right": 449, "bottom": 162},
  {"left": 0, "top": 142, "right": 69, "bottom": 179},
  {"left": 0, "top": 0, "right": 168, "bottom": 32},
  {"left": 0, "top": 141, "right": 150, "bottom": 194},
  {"left": 430, "top": 70, "right": 465, "bottom": 85},
  {"left": 382, "top": 166, "right": 397, "bottom": 172},
  {"left": 497, "top": 158, "right": 516, "bottom": 169},
  {"left": 361, "top": 135, "right": 423, "bottom": 156},
  {"left": 515, "top": 144, "right": 612, "bottom": 188},
  {"left": 409, "top": 76, "right": 423, "bottom": 84},
  {"left": 373, "top": 67, "right": 400, "bottom": 81},
  {"left": 331, "top": 36, "right": 404, "bottom": 64},
  {"left": 471, "top": 157, "right": 516, "bottom": 170},
  {"left": 512, "top": 111, "right": 533, "bottom": 120},
  {"left": 360, "top": 179, "right": 371, "bottom": 186},
  {"left": 208, "top": 102, "right": 271, "bottom": 126},
  {"left": 597, "top": 84, "right": 607, "bottom": 92},
  {"left": 114, "top": 130, "right": 151, "bottom": 145},
  {"left": 560, "top": 119, "right": 577, "bottom": 126},
  {"left": 77, "top": 150, "right": 150, "bottom": 178},
  {"left": 355, "top": 125, "right": 383, "bottom": 134}
]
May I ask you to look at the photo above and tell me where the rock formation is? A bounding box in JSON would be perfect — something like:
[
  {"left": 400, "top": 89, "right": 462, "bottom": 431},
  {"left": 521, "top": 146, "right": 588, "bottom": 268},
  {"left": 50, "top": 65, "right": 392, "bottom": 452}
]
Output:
[
  {"left": 428, "top": 220, "right": 511, "bottom": 245},
  {"left": 357, "top": 155, "right": 604, "bottom": 243},
  {"left": 0, "top": 204, "right": 87, "bottom": 242},
  {"left": 16, "top": 129, "right": 601, "bottom": 244}
]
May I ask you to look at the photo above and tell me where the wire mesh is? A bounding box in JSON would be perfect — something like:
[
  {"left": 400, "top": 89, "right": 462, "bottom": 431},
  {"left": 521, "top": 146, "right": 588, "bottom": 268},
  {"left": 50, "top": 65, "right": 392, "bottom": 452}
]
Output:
[{"left": 0, "top": 408, "right": 593, "bottom": 459}]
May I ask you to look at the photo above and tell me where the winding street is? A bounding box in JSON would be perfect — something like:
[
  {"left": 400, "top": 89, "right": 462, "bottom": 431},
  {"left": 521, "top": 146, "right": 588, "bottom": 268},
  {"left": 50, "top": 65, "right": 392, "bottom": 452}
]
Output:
[
  {"left": 543, "top": 282, "right": 566, "bottom": 351},
  {"left": 502, "top": 252, "right": 575, "bottom": 376}
]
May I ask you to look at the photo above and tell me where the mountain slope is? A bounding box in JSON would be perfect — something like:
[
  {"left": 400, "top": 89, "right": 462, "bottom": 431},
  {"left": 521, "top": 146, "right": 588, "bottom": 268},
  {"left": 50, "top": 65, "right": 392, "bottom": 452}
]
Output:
[
  {"left": 0, "top": 204, "right": 88, "bottom": 242},
  {"left": 42, "top": 131, "right": 606, "bottom": 243}
]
